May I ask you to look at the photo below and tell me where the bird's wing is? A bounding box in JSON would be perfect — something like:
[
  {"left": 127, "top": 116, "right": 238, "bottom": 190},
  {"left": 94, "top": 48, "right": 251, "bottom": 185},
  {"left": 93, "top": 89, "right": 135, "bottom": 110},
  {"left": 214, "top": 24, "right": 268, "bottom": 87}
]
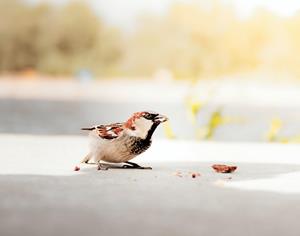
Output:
[{"left": 95, "top": 123, "right": 124, "bottom": 140}]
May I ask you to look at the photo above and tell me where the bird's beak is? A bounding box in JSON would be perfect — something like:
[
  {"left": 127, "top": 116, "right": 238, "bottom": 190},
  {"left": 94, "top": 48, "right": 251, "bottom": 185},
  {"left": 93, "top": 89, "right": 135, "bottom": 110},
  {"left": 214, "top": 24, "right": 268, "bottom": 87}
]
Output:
[{"left": 154, "top": 114, "right": 168, "bottom": 123}]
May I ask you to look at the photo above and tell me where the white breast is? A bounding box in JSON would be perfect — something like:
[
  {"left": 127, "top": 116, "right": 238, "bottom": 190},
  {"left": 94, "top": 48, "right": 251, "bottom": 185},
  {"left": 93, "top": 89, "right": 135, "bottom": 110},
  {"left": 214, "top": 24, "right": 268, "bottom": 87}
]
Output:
[{"left": 88, "top": 132, "right": 134, "bottom": 163}]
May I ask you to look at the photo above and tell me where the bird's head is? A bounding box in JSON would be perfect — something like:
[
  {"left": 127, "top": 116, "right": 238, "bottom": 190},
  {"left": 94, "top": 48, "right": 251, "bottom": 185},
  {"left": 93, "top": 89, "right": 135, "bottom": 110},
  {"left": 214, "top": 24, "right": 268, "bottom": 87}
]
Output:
[{"left": 124, "top": 111, "right": 168, "bottom": 139}]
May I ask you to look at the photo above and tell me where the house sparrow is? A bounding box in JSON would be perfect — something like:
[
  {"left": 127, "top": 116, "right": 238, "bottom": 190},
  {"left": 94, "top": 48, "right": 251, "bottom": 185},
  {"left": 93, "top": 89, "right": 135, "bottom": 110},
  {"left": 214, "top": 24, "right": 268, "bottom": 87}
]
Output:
[{"left": 81, "top": 111, "right": 168, "bottom": 170}]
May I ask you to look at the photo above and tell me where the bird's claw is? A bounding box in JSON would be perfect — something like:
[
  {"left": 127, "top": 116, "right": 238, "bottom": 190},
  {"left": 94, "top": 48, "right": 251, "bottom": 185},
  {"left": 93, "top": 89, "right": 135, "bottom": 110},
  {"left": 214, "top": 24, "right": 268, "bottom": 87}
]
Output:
[
  {"left": 122, "top": 164, "right": 132, "bottom": 169},
  {"left": 97, "top": 164, "right": 109, "bottom": 171},
  {"left": 142, "top": 166, "right": 152, "bottom": 170},
  {"left": 122, "top": 164, "right": 152, "bottom": 170}
]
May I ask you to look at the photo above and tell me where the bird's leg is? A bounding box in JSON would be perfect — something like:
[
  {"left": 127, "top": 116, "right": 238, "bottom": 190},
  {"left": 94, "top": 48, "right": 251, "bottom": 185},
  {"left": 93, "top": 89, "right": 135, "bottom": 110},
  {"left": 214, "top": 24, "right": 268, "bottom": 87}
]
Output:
[
  {"left": 97, "top": 161, "right": 109, "bottom": 171},
  {"left": 81, "top": 153, "right": 92, "bottom": 164},
  {"left": 122, "top": 161, "right": 152, "bottom": 170},
  {"left": 81, "top": 153, "right": 99, "bottom": 165}
]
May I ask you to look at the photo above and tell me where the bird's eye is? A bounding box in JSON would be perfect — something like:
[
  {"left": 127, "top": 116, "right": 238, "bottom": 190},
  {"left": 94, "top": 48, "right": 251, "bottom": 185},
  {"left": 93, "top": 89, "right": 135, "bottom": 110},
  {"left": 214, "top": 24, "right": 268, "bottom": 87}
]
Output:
[
  {"left": 143, "top": 113, "right": 151, "bottom": 119},
  {"left": 143, "top": 113, "right": 158, "bottom": 120}
]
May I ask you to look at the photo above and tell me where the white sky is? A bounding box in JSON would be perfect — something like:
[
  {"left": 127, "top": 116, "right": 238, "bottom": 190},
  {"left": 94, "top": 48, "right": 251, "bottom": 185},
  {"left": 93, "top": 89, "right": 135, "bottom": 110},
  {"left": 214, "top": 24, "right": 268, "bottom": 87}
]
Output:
[{"left": 26, "top": 0, "right": 300, "bottom": 28}]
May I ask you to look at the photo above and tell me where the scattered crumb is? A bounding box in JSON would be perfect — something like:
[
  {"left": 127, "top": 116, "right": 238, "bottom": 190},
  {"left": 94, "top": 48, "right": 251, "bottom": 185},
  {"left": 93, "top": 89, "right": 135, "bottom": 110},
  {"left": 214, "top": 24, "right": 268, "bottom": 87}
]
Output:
[
  {"left": 212, "top": 164, "right": 237, "bottom": 173},
  {"left": 173, "top": 171, "right": 201, "bottom": 178},
  {"left": 74, "top": 166, "right": 80, "bottom": 171},
  {"left": 173, "top": 171, "right": 183, "bottom": 177},
  {"left": 191, "top": 172, "right": 201, "bottom": 178}
]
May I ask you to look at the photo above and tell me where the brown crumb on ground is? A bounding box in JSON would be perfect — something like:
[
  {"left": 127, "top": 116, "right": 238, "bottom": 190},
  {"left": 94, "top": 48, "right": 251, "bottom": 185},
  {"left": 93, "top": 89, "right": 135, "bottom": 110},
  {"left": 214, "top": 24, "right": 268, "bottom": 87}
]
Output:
[
  {"left": 74, "top": 166, "right": 80, "bottom": 171},
  {"left": 191, "top": 172, "right": 201, "bottom": 178},
  {"left": 173, "top": 171, "right": 201, "bottom": 178},
  {"left": 212, "top": 164, "right": 237, "bottom": 173}
]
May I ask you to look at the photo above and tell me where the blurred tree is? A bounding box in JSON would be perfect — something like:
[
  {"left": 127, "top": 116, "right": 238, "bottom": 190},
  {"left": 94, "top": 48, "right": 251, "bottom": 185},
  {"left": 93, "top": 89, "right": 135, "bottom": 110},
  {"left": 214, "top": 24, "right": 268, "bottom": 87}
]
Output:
[
  {"left": 0, "top": 0, "right": 41, "bottom": 71},
  {"left": 2, "top": 0, "right": 300, "bottom": 78},
  {"left": 261, "top": 11, "right": 300, "bottom": 77},
  {"left": 0, "top": 0, "right": 122, "bottom": 76},
  {"left": 120, "top": 1, "right": 284, "bottom": 79},
  {"left": 36, "top": 1, "right": 122, "bottom": 75}
]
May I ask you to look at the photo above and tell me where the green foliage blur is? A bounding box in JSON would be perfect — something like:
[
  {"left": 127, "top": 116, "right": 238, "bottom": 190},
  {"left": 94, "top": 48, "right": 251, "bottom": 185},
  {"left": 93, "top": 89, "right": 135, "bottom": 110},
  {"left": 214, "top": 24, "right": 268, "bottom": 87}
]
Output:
[
  {"left": 2, "top": 0, "right": 300, "bottom": 78},
  {"left": 0, "top": 0, "right": 121, "bottom": 76}
]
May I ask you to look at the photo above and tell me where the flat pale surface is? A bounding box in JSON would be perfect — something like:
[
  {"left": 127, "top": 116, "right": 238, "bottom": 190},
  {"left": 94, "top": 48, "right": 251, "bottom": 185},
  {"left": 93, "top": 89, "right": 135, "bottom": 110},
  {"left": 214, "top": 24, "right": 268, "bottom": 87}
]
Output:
[
  {"left": 1, "top": 78, "right": 300, "bottom": 106},
  {"left": 1, "top": 135, "right": 300, "bottom": 236}
]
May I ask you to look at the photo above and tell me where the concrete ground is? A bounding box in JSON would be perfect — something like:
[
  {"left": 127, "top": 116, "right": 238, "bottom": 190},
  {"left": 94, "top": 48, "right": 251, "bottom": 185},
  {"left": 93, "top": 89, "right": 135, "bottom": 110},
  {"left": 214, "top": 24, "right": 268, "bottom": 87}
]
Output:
[{"left": 1, "top": 135, "right": 300, "bottom": 236}]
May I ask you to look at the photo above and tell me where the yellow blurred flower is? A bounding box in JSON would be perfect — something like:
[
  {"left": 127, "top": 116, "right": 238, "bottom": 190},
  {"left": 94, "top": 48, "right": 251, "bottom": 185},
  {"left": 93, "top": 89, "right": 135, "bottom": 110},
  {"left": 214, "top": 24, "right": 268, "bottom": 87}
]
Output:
[
  {"left": 185, "top": 96, "right": 203, "bottom": 124},
  {"left": 265, "top": 118, "right": 282, "bottom": 142},
  {"left": 205, "top": 110, "right": 223, "bottom": 139},
  {"left": 162, "top": 121, "right": 176, "bottom": 139}
]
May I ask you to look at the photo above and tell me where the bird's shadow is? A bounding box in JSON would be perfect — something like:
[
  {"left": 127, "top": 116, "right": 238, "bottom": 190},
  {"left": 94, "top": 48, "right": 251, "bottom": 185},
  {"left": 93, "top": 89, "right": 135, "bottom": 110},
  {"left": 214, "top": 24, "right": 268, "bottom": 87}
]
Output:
[
  {"left": 77, "top": 161, "right": 300, "bottom": 183},
  {"left": 78, "top": 162, "right": 153, "bottom": 174}
]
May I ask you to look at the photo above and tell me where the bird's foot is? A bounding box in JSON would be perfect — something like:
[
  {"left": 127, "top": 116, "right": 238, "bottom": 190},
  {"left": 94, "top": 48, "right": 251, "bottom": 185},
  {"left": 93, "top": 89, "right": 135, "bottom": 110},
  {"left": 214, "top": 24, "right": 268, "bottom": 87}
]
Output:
[
  {"left": 97, "top": 163, "right": 109, "bottom": 171},
  {"left": 122, "top": 165, "right": 152, "bottom": 169},
  {"left": 122, "top": 161, "right": 152, "bottom": 170}
]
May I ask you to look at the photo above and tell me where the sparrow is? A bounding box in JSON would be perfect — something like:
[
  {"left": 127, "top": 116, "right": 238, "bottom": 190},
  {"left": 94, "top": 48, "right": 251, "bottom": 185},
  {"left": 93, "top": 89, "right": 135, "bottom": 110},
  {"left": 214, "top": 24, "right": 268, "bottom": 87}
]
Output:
[{"left": 81, "top": 111, "right": 168, "bottom": 170}]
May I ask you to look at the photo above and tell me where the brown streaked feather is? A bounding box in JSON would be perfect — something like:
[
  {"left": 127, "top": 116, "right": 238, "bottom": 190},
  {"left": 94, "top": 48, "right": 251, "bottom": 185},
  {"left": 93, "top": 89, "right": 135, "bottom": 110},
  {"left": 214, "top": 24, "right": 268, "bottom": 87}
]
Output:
[
  {"left": 124, "top": 112, "right": 145, "bottom": 130},
  {"left": 96, "top": 122, "right": 124, "bottom": 140}
]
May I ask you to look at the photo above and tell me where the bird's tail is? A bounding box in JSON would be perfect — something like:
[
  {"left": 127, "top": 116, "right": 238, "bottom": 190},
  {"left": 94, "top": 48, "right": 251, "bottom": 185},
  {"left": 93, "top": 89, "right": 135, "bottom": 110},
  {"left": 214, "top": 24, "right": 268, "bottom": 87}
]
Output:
[{"left": 81, "top": 127, "right": 95, "bottom": 131}]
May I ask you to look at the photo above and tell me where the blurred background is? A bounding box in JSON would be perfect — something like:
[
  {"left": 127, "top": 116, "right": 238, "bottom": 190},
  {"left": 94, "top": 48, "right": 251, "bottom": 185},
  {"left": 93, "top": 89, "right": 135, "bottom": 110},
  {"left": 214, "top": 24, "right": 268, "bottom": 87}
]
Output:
[{"left": 1, "top": 0, "right": 300, "bottom": 142}]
